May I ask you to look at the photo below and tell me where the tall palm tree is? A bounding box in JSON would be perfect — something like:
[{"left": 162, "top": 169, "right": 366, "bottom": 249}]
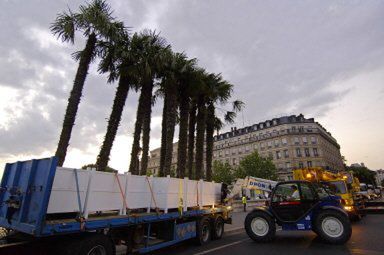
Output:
[
  {"left": 51, "top": 0, "right": 125, "bottom": 166},
  {"left": 159, "top": 53, "right": 197, "bottom": 177},
  {"left": 187, "top": 99, "right": 197, "bottom": 179},
  {"left": 176, "top": 62, "right": 198, "bottom": 178},
  {"left": 194, "top": 92, "right": 207, "bottom": 180},
  {"left": 96, "top": 33, "right": 145, "bottom": 171},
  {"left": 205, "top": 79, "right": 245, "bottom": 180},
  {"left": 128, "top": 31, "right": 170, "bottom": 175}
]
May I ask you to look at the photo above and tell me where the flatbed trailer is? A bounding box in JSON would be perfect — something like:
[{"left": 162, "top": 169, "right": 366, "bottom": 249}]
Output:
[{"left": 0, "top": 157, "right": 232, "bottom": 254}]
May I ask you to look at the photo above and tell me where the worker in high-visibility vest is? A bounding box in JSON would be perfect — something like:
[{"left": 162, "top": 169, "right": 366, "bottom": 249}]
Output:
[{"left": 242, "top": 195, "right": 247, "bottom": 212}]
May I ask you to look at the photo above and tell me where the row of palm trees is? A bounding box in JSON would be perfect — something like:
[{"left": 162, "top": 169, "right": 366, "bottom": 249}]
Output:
[{"left": 52, "top": 0, "right": 243, "bottom": 181}]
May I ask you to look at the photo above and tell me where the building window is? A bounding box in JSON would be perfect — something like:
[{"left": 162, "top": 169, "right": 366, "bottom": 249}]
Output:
[
  {"left": 268, "top": 152, "right": 273, "bottom": 159},
  {"left": 304, "top": 148, "right": 310, "bottom": 157},
  {"left": 239, "top": 147, "right": 243, "bottom": 154},
  {"left": 232, "top": 148, "right": 236, "bottom": 155},
  {"left": 296, "top": 148, "right": 302, "bottom": 157},
  {"left": 254, "top": 144, "right": 258, "bottom": 150},
  {"left": 213, "top": 153, "right": 217, "bottom": 158},
  {"left": 274, "top": 139, "right": 279, "bottom": 147},
  {"left": 232, "top": 158, "right": 237, "bottom": 165},
  {"left": 294, "top": 137, "right": 300, "bottom": 145},
  {"left": 307, "top": 161, "right": 312, "bottom": 167},
  {"left": 219, "top": 151, "right": 222, "bottom": 157},
  {"left": 268, "top": 141, "right": 273, "bottom": 148},
  {"left": 302, "top": 136, "right": 308, "bottom": 145},
  {"left": 282, "top": 138, "right": 287, "bottom": 146},
  {"left": 276, "top": 151, "right": 281, "bottom": 159},
  {"left": 311, "top": 136, "right": 317, "bottom": 144},
  {"left": 225, "top": 149, "right": 230, "bottom": 155},
  {"left": 285, "top": 162, "right": 291, "bottom": 169},
  {"left": 245, "top": 145, "right": 250, "bottom": 152},
  {"left": 260, "top": 142, "right": 265, "bottom": 149},
  {"left": 313, "top": 148, "right": 319, "bottom": 157},
  {"left": 299, "top": 162, "right": 304, "bottom": 168},
  {"left": 284, "top": 149, "right": 289, "bottom": 158}
]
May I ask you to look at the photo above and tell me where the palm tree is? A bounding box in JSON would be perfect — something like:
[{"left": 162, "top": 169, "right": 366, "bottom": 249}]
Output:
[
  {"left": 194, "top": 92, "right": 207, "bottom": 180},
  {"left": 176, "top": 61, "right": 198, "bottom": 178},
  {"left": 128, "top": 31, "right": 170, "bottom": 175},
  {"left": 96, "top": 32, "right": 145, "bottom": 171},
  {"left": 51, "top": 0, "right": 125, "bottom": 166},
  {"left": 159, "top": 53, "right": 197, "bottom": 177},
  {"left": 187, "top": 99, "right": 197, "bottom": 179}
]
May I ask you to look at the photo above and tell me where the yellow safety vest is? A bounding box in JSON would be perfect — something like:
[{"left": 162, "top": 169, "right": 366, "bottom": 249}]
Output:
[{"left": 242, "top": 196, "right": 247, "bottom": 204}]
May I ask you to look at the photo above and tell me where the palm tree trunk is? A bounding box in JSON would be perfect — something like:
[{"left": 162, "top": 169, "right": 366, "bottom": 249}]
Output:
[
  {"left": 187, "top": 100, "right": 197, "bottom": 179},
  {"left": 159, "top": 92, "right": 168, "bottom": 177},
  {"left": 128, "top": 86, "right": 147, "bottom": 174},
  {"left": 140, "top": 80, "right": 154, "bottom": 175},
  {"left": 55, "top": 33, "right": 97, "bottom": 166},
  {"left": 163, "top": 85, "right": 177, "bottom": 176},
  {"left": 205, "top": 102, "right": 215, "bottom": 181},
  {"left": 195, "top": 95, "right": 206, "bottom": 180},
  {"left": 177, "top": 90, "right": 190, "bottom": 178},
  {"left": 96, "top": 75, "right": 129, "bottom": 171}
]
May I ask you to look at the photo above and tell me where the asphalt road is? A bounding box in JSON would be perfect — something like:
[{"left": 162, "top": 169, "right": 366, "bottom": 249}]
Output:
[{"left": 142, "top": 214, "right": 384, "bottom": 255}]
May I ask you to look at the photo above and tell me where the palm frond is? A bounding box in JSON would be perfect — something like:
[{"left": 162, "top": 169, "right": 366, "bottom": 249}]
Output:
[{"left": 50, "top": 9, "right": 76, "bottom": 43}]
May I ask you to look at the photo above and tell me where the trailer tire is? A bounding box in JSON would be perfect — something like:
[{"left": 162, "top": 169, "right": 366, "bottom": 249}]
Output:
[
  {"left": 315, "top": 210, "right": 352, "bottom": 244},
  {"left": 60, "top": 234, "right": 115, "bottom": 255},
  {"left": 196, "top": 217, "right": 211, "bottom": 245},
  {"left": 212, "top": 216, "right": 225, "bottom": 240},
  {"left": 244, "top": 210, "right": 275, "bottom": 243}
]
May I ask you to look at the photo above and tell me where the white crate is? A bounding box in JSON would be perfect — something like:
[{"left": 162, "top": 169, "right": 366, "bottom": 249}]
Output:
[{"left": 47, "top": 167, "right": 222, "bottom": 218}]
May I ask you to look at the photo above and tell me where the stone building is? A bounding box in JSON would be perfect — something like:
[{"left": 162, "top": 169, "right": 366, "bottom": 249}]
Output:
[{"left": 146, "top": 114, "right": 344, "bottom": 181}]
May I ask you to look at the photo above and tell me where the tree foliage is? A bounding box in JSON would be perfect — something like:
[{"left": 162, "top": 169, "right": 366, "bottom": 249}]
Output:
[
  {"left": 81, "top": 163, "right": 117, "bottom": 173},
  {"left": 235, "top": 151, "right": 277, "bottom": 180},
  {"left": 212, "top": 160, "right": 235, "bottom": 184},
  {"left": 347, "top": 165, "right": 376, "bottom": 185}
]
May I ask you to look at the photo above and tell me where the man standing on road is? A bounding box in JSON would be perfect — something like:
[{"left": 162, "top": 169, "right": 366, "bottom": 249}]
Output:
[{"left": 242, "top": 195, "right": 247, "bottom": 212}]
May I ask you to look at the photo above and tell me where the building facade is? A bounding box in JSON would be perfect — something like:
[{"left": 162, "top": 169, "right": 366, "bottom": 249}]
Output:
[
  {"left": 375, "top": 169, "right": 384, "bottom": 186},
  {"left": 146, "top": 114, "right": 344, "bottom": 181}
]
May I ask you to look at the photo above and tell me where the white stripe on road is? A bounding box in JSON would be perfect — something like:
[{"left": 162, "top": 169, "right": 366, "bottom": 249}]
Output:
[{"left": 193, "top": 238, "right": 249, "bottom": 255}]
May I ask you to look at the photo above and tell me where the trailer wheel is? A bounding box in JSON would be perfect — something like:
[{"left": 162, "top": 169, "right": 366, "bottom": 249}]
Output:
[
  {"left": 244, "top": 210, "right": 275, "bottom": 243},
  {"left": 315, "top": 210, "right": 352, "bottom": 244},
  {"left": 212, "top": 216, "right": 224, "bottom": 240},
  {"left": 196, "top": 217, "right": 211, "bottom": 245},
  {"left": 60, "top": 234, "right": 115, "bottom": 255}
]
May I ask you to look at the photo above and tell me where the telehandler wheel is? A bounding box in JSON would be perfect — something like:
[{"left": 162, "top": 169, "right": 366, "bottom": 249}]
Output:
[
  {"left": 244, "top": 210, "right": 275, "bottom": 243},
  {"left": 212, "top": 216, "right": 225, "bottom": 240},
  {"left": 315, "top": 210, "right": 352, "bottom": 244},
  {"left": 196, "top": 217, "right": 211, "bottom": 245}
]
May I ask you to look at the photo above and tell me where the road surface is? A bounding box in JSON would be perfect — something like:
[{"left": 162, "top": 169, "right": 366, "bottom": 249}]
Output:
[{"left": 120, "top": 214, "right": 384, "bottom": 255}]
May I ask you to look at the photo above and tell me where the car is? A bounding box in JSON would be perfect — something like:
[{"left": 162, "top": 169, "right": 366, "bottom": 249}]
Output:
[{"left": 244, "top": 181, "right": 352, "bottom": 245}]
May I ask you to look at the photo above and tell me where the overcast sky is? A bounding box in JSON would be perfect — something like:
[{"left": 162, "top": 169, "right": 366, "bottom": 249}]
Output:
[{"left": 0, "top": 0, "right": 383, "bottom": 173}]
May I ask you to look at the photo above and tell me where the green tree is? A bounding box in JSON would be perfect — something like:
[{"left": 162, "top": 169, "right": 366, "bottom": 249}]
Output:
[
  {"left": 235, "top": 151, "right": 278, "bottom": 180},
  {"left": 347, "top": 165, "right": 376, "bottom": 185},
  {"left": 81, "top": 163, "right": 117, "bottom": 173},
  {"left": 51, "top": 0, "right": 125, "bottom": 166},
  {"left": 212, "top": 160, "right": 235, "bottom": 184}
]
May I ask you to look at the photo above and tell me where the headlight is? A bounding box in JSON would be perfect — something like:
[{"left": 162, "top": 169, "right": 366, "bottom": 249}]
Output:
[{"left": 344, "top": 206, "right": 353, "bottom": 211}]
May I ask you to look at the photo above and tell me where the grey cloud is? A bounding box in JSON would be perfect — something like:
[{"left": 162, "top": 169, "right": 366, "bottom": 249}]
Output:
[{"left": 1, "top": 0, "right": 384, "bottom": 164}]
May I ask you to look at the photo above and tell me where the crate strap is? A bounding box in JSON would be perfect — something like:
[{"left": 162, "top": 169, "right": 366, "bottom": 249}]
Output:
[
  {"left": 114, "top": 173, "right": 129, "bottom": 212},
  {"left": 74, "top": 169, "right": 85, "bottom": 230},
  {"left": 178, "top": 179, "right": 183, "bottom": 216},
  {"left": 146, "top": 176, "right": 159, "bottom": 214}
]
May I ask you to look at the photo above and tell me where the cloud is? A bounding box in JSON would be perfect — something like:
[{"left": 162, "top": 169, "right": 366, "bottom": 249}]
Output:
[{"left": 1, "top": 0, "right": 384, "bottom": 170}]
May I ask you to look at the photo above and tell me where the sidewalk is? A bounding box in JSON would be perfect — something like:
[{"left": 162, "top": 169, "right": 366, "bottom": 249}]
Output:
[{"left": 225, "top": 211, "right": 247, "bottom": 233}]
